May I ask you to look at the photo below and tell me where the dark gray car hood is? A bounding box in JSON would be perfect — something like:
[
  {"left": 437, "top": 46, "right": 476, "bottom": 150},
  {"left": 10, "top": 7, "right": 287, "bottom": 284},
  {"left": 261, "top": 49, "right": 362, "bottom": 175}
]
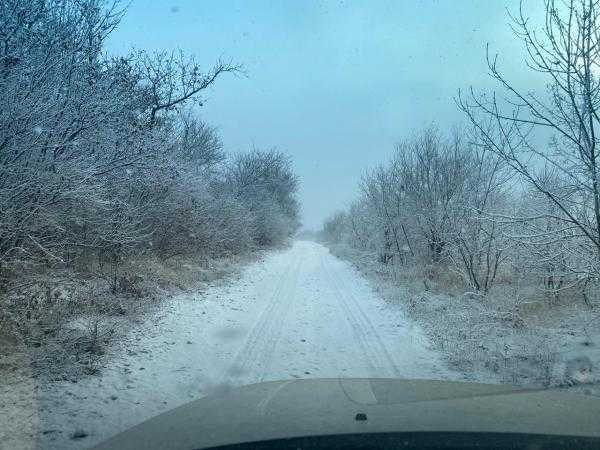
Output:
[{"left": 93, "top": 378, "right": 600, "bottom": 449}]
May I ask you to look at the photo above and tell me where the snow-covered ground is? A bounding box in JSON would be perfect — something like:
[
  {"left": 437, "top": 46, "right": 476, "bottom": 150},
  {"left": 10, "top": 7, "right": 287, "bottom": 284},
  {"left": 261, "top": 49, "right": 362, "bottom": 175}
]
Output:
[{"left": 37, "top": 240, "right": 457, "bottom": 449}]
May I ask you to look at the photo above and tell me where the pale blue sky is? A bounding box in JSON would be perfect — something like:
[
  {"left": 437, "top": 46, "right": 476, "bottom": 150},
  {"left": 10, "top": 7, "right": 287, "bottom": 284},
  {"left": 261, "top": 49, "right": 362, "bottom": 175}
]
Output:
[{"left": 107, "top": 0, "right": 539, "bottom": 229}]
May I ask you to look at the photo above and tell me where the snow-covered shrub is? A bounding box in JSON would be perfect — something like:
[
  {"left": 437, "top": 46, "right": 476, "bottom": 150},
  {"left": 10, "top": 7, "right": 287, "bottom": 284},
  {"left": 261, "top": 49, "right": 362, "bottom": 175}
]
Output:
[{"left": 0, "top": 0, "right": 300, "bottom": 341}]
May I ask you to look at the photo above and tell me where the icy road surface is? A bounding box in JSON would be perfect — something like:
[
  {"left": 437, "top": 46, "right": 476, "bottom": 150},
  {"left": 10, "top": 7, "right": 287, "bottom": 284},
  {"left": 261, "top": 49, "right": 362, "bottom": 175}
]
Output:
[{"left": 39, "top": 240, "right": 456, "bottom": 448}]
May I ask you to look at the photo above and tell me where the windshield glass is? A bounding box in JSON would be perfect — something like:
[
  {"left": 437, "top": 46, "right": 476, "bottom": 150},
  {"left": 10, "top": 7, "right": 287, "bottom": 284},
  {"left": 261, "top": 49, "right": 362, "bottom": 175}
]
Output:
[{"left": 1, "top": 1, "right": 599, "bottom": 449}]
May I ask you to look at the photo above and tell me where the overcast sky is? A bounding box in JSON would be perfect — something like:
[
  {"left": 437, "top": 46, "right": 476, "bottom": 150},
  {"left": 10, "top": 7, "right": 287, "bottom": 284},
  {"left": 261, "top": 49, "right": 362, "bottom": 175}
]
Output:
[{"left": 107, "top": 0, "right": 542, "bottom": 229}]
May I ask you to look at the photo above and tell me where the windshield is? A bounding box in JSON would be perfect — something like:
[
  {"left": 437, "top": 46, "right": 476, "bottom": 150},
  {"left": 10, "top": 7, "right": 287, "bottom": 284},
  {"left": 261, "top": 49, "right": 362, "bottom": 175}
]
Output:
[{"left": 1, "top": 1, "right": 599, "bottom": 449}]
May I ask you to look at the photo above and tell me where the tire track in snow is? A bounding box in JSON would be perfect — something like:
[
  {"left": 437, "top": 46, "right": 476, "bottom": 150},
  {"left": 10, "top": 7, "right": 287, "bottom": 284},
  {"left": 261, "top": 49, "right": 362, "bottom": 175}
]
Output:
[
  {"left": 255, "top": 258, "right": 302, "bottom": 382},
  {"left": 319, "top": 253, "right": 401, "bottom": 378},
  {"left": 219, "top": 252, "right": 302, "bottom": 385}
]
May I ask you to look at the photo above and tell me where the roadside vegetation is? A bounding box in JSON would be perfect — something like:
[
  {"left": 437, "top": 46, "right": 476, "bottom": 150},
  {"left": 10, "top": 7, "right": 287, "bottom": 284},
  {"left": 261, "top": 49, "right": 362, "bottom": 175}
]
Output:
[
  {"left": 0, "top": 0, "right": 300, "bottom": 375},
  {"left": 321, "top": 0, "right": 600, "bottom": 387}
]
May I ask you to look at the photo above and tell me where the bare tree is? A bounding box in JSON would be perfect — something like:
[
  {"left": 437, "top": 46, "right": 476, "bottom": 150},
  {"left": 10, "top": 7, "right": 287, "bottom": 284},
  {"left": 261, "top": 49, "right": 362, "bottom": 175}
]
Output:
[
  {"left": 446, "top": 134, "right": 513, "bottom": 293},
  {"left": 135, "top": 51, "right": 241, "bottom": 128},
  {"left": 459, "top": 0, "right": 600, "bottom": 281},
  {"left": 224, "top": 150, "right": 301, "bottom": 246},
  {"left": 391, "top": 126, "right": 472, "bottom": 262},
  {"left": 325, "top": 125, "right": 513, "bottom": 293}
]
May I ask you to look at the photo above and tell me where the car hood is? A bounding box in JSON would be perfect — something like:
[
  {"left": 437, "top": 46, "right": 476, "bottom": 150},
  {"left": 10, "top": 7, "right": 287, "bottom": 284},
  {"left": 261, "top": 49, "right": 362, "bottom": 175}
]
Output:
[{"left": 93, "top": 378, "right": 600, "bottom": 449}]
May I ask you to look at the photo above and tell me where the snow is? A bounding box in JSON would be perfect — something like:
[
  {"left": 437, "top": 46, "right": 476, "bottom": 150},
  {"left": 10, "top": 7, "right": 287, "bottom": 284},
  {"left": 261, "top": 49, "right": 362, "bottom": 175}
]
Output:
[
  {"left": 329, "top": 243, "right": 600, "bottom": 391},
  {"left": 39, "top": 240, "right": 457, "bottom": 449}
]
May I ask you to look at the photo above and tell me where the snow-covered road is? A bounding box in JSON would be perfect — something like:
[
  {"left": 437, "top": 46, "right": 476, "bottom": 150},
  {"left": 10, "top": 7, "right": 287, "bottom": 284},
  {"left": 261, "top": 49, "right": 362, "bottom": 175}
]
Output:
[{"left": 39, "top": 240, "right": 454, "bottom": 448}]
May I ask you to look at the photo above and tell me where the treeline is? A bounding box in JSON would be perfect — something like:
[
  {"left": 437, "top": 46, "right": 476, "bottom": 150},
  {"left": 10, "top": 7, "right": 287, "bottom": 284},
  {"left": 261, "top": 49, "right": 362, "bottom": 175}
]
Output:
[
  {"left": 322, "top": 0, "right": 600, "bottom": 303},
  {"left": 321, "top": 126, "right": 515, "bottom": 294},
  {"left": 322, "top": 123, "right": 596, "bottom": 300},
  {"left": 0, "top": 0, "right": 300, "bottom": 288}
]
